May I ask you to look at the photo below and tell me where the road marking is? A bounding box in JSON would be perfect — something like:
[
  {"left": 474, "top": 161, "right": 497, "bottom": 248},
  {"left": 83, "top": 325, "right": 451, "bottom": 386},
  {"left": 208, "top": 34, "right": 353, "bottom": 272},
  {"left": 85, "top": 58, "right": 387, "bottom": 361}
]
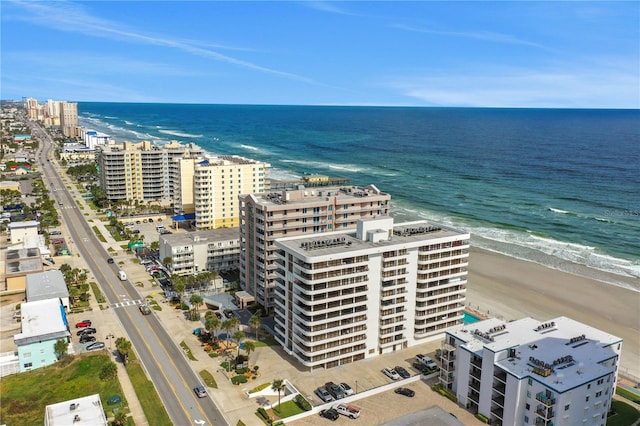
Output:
[{"left": 112, "top": 299, "right": 144, "bottom": 309}]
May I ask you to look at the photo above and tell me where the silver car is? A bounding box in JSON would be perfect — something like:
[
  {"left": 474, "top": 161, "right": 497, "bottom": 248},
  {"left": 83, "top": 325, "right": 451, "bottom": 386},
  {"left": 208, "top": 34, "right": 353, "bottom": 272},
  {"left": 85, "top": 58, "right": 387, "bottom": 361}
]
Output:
[{"left": 315, "top": 386, "right": 334, "bottom": 403}]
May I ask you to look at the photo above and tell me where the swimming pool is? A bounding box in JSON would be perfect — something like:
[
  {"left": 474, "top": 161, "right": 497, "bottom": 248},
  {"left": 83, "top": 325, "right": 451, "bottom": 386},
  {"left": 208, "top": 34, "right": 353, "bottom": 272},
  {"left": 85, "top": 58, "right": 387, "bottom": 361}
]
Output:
[{"left": 463, "top": 311, "right": 482, "bottom": 324}]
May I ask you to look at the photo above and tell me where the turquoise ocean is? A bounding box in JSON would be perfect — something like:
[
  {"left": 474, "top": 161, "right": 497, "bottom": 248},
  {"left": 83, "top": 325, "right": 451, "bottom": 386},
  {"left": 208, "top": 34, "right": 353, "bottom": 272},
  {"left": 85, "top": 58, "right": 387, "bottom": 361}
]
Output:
[{"left": 78, "top": 103, "right": 640, "bottom": 289}]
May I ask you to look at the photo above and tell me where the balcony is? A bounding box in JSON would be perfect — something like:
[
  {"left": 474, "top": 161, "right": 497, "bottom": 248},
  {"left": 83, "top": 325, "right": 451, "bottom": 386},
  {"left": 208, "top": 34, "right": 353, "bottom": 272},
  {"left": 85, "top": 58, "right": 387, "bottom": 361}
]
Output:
[
  {"left": 494, "top": 370, "right": 507, "bottom": 383},
  {"left": 535, "top": 392, "right": 556, "bottom": 407},
  {"left": 536, "top": 405, "right": 555, "bottom": 419}
]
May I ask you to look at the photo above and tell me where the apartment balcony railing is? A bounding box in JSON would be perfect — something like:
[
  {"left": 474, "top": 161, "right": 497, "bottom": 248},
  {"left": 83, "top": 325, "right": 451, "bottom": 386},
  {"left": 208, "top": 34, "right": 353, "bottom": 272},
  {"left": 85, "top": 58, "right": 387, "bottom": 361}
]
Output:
[{"left": 535, "top": 392, "right": 556, "bottom": 407}]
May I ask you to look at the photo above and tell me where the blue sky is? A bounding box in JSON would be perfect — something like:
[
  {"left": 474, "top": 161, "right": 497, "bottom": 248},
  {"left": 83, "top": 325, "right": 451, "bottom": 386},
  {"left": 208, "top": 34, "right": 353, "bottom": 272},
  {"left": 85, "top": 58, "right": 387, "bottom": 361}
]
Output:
[{"left": 1, "top": 1, "right": 638, "bottom": 108}]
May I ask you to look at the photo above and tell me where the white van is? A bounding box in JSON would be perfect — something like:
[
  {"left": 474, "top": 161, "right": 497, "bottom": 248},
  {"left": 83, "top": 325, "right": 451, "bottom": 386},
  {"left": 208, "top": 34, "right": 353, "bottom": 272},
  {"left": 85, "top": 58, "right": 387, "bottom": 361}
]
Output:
[{"left": 118, "top": 270, "right": 127, "bottom": 281}]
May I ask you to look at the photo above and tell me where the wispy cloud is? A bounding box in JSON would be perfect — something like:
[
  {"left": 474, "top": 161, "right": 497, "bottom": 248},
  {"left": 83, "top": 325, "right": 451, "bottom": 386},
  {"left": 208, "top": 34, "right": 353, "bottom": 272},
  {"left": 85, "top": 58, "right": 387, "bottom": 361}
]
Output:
[
  {"left": 303, "top": 1, "right": 354, "bottom": 16},
  {"left": 393, "top": 23, "right": 549, "bottom": 50},
  {"left": 383, "top": 64, "right": 640, "bottom": 108},
  {"left": 6, "top": 0, "right": 322, "bottom": 85}
]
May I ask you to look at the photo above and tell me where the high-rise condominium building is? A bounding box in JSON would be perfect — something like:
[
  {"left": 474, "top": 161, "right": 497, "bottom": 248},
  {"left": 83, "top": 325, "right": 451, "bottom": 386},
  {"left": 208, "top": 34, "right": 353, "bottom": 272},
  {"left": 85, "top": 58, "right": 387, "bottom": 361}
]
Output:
[
  {"left": 440, "top": 316, "right": 622, "bottom": 426},
  {"left": 59, "top": 101, "right": 78, "bottom": 137},
  {"left": 273, "top": 217, "right": 469, "bottom": 370},
  {"left": 182, "top": 155, "right": 269, "bottom": 230},
  {"left": 98, "top": 141, "right": 204, "bottom": 203},
  {"left": 239, "top": 185, "right": 391, "bottom": 310}
]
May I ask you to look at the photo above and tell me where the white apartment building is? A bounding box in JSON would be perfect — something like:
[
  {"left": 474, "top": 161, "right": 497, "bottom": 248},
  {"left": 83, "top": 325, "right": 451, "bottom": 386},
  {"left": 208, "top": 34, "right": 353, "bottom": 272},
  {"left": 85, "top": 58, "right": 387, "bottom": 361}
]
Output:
[
  {"left": 98, "top": 140, "right": 204, "bottom": 203},
  {"left": 190, "top": 155, "right": 269, "bottom": 230},
  {"left": 273, "top": 217, "right": 470, "bottom": 370},
  {"left": 80, "top": 129, "right": 112, "bottom": 149},
  {"left": 239, "top": 185, "right": 391, "bottom": 310},
  {"left": 440, "top": 316, "right": 622, "bottom": 426},
  {"left": 159, "top": 228, "right": 240, "bottom": 276}
]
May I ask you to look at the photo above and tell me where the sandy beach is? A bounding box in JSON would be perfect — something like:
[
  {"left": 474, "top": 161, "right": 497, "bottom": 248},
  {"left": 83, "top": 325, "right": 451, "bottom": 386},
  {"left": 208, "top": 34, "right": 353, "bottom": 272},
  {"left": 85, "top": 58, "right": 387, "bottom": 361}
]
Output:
[{"left": 465, "top": 247, "right": 640, "bottom": 380}]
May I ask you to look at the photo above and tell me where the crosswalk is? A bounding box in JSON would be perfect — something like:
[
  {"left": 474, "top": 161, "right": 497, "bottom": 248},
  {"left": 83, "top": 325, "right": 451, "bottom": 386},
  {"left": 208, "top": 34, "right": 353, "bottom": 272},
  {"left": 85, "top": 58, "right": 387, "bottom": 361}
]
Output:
[{"left": 112, "top": 299, "right": 144, "bottom": 309}]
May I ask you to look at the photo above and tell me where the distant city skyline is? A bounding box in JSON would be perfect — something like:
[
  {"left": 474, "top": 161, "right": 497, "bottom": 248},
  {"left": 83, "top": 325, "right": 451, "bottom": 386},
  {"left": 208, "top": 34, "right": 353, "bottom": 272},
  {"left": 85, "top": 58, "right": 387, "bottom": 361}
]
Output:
[{"left": 2, "top": 1, "right": 638, "bottom": 108}]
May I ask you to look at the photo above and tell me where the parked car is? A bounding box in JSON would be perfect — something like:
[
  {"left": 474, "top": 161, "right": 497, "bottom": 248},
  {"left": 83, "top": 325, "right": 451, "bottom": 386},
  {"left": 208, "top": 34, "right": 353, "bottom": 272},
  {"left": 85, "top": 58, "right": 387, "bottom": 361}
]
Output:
[
  {"left": 394, "top": 366, "right": 411, "bottom": 379},
  {"left": 76, "top": 327, "right": 96, "bottom": 336},
  {"left": 75, "top": 320, "right": 92, "bottom": 328},
  {"left": 339, "top": 382, "right": 354, "bottom": 396},
  {"left": 394, "top": 387, "right": 415, "bottom": 397},
  {"left": 333, "top": 403, "right": 361, "bottom": 419},
  {"left": 193, "top": 385, "right": 207, "bottom": 398},
  {"left": 79, "top": 334, "right": 96, "bottom": 343},
  {"left": 382, "top": 367, "right": 401, "bottom": 380},
  {"left": 416, "top": 354, "right": 437, "bottom": 370},
  {"left": 86, "top": 342, "right": 105, "bottom": 351},
  {"left": 107, "top": 258, "right": 114, "bottom": 264},
  {"left": 315, "top": 386, "right": 334, "bottom": 403},
  {"left": 139, "top": 304, "right": 152, "bottom": 315},
  {"left": 325, "top": 381, "right": 345, "bottom": 400},
  {"left": 319, "top": 408, "right": 339, "bottom": 421}
]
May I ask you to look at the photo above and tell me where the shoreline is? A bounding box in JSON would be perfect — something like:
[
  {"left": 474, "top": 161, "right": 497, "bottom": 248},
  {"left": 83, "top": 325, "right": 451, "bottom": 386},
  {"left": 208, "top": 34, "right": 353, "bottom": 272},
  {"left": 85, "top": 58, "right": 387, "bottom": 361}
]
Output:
[{"left": 466, "top": 246, "right": 640, "bottom": 380}]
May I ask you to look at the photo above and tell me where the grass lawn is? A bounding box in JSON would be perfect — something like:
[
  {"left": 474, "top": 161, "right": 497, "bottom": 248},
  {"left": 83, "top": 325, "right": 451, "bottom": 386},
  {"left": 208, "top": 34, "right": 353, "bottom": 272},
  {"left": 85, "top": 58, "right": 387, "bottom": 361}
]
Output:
[
  {"left": 126, "top": 351, "right": 172, "bottom": 425},
  {"left": 180, "top": 340, "right": 197, "bottom": 361},
  {"left": 270, "top": 400, "right": 305, "bottom": 419},
  {"left": 199, "top": 369, "right": 218, "bottom": 388},
  {"left": 616, "top": 386, "right": 640, "bottom": 404},
  {"left": 607, "top": 400, "right": 640, "bottom": 426},
  {"left": 0, "top": 354, "right": 126, "bottom": 426},
  {"left": 252, "top": 336, "right": 278, "bottom": 347}
]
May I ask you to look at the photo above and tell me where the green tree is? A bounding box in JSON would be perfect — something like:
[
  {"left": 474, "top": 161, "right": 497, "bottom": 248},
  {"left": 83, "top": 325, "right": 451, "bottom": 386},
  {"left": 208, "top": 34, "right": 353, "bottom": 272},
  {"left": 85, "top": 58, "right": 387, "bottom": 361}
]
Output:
[
  {"left": 204, "top": 316, "right": 220, "bottom": 342},
  {"left": 115, "top": 337, "right": 132, "bottom": 364},
  {"left": 189, "top": 293, "right": 204, "bottom": 314},
  {"left": 271, "top": 379, "right": 285, "bottom": 414},
  {"left": 99, "top": 361, "right": 118, "bottom": 381},
  {"left": 243, "top": 340, "right": 256, "bottom": 367},
  {"left": 232, "top": 330, "right": 245, "bottom": 360},
  {"left": 113, "top": 410, "right": 127, "bottom": 426},
  {"left": 53, "top": 339, "right": 69, "bottom": 359},
  {"left": 249, "top": 314, "right": 261, "bottom": 341}
]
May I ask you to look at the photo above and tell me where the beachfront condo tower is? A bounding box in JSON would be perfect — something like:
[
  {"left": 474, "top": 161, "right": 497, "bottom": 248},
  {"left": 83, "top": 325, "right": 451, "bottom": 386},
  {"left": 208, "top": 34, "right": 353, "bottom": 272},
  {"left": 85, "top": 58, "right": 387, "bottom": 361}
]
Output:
[
  {"left": 98, "top": 140, "right": 204, "bottom": 204},
  {"left": 239, "top": 184, "right": 391, "bottom": 310},
  {"left": 272, "top": 216, "right": 470, "bottom": 369},
  {"left": 182, "top": 155, "right": 269, "bottom": 230},
  {"left": 440, "top": 316, "right": 622, "bottom": 426}
]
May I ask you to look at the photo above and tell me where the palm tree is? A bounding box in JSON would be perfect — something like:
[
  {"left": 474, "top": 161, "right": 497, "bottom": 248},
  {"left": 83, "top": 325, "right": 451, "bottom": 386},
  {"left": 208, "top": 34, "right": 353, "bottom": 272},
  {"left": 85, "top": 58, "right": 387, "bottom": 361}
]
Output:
[
  {"left": 249, "top": 314, "right": 261, "bottom": 341},
  {"left": 232, "top": 330, "right": 245, "bottom": 360},
  {"left": 228, "top": 316, "right": 240, "bottom": 332},
  {"left": 243, "top": 340, "right": 256, "bottom": 367},
  {"left": 204, "top": 316, "right": 220, "bottom": 343},
  {"left": 189, "top": 293, "right": 204, "bottom": 315},
  {"left": 115, "top": 337, "right": 132, "bottom": 364},
  {"left": 271, "top": 379, "right": 285, "bottom": 414}
]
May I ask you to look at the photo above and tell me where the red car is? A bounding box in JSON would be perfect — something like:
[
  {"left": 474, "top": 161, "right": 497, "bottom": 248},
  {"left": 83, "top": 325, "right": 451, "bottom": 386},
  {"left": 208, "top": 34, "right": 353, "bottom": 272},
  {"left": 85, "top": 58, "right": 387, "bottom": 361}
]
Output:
[{"left": 75, "top": 320, "right": 92, "bottom": 328}]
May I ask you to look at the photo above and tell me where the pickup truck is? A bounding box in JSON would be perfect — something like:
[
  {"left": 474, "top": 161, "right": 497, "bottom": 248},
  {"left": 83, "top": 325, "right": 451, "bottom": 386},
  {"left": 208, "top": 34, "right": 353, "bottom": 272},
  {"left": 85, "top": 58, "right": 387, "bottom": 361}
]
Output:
[{"left": 333, "top": 403, "right": 361, "bottom": 419}]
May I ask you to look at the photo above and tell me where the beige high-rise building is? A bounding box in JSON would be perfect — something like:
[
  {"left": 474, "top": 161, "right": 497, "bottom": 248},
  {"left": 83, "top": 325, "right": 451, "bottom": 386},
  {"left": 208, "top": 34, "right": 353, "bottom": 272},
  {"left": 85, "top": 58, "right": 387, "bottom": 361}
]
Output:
[
  {"left": 188, "top": 155, "right": 269, "bottom": 230},
  {"left": 59, "top": 101, "right": 78, "bottom": 137},
  {"left": 98, "top": 140, "right": 204, "bottom": 203},
  {"left": 239, "top": 184, "right": 391, "bottom": 310}
]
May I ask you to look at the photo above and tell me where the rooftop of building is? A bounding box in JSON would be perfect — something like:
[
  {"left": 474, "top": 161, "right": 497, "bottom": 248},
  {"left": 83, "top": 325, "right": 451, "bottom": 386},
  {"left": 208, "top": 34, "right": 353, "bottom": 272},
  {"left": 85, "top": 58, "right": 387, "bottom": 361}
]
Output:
[
  {"left": 45, "top": 394, "right": 108, "bottom": 426},
  {"left": 195, "top": 155, "right": 269, "bottom": 167},
  {"left": 8, "top": 220, "right": 40, "bottom": 229},
  {"left": 449, "top": 316, "right": 622, "bottom": 392},
  {"left": 243, "top": 184, "right": 389, "bottom": 207},
  {"left": 276, "top": 218, "right": 469, "bottom": 258},
  {"left": 160, "top": 227, "right": 240, "bottom": 246},
  {"left": 26, "top": 270, "right": 69, "bottom": 301},
  {"left": 14, "top": 298, "right": 68, "bottom": 343}
]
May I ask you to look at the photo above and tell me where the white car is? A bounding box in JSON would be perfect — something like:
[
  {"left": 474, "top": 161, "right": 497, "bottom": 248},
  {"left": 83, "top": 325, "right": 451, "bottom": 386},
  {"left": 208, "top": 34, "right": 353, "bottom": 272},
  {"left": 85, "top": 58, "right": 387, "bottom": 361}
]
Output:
[
  {"left": 339, "top": 382, "right": 354, "bottom": 396},
  {"left": 382, "top": 367, "right": 401, "bottom": 380}
]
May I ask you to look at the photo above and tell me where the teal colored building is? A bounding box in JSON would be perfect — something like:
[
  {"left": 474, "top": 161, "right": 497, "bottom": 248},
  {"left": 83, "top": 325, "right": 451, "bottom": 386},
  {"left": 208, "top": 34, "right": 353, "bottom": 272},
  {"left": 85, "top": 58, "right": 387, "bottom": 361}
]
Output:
[{"left": 14, "top": 298, "right": 70, "bottom": 372}]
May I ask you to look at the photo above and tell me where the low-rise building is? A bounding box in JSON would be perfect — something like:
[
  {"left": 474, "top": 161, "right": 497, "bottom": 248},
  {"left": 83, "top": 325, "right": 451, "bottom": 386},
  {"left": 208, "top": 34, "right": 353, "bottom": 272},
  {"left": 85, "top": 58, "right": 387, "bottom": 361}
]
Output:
[
  {"left": 44, "top": 393, "right": 108, "bottom": 426},
  {"left": 8, "top": 220, "right": 39, "bottom": 244},
  {"left": 4, "top": 247, "right": 44, "bottom": 292},
  {"left": 14, "top": 298, "right": 71, "bottom": 372},
  {"left": 26, "top": 270, "right": 70, "bottom": 310},
  {"left": 273, "top": 216, "right": 470, "bottom": 370},
  {"left": 159, "top": 228, "right": 240, "bottom": 276},
  {"left": 440, "top": 316, "right": 622, "bottom": 426}
]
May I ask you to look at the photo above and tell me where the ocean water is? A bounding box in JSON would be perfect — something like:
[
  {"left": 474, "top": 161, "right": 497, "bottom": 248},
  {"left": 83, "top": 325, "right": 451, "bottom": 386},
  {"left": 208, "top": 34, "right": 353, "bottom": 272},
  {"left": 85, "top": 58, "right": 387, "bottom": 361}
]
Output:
[{"left": 78, "top": 103, "right": 640, "bottom": 288}]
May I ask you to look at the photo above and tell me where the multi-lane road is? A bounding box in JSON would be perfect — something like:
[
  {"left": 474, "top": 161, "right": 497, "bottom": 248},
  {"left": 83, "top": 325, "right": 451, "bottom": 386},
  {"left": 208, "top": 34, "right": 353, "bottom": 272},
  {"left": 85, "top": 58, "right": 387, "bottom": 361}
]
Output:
[{"left": 31, "top": 118, "right": 228, "bottom": 426}]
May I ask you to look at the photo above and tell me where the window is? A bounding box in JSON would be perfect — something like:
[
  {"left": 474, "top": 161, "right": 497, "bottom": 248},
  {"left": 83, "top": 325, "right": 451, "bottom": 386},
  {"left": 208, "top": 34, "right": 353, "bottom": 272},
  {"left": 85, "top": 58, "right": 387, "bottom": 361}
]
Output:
[
  {"left": 24, "top": 362, "right": 32, "bottom": 368},
  {"left": 564, "top": 404, "right": 570, "bottom": 411},
  {"left": 525, "top": 403, "right": 530, "bottom": 410},
  {"left": 596, "top": 391, "right": 602, "bottom": 397},
  {"left": 586, "top": 396, "right": 590, "bottom": 402},
  {"left": 527, "top": 391, "right": 531, "bottom": 398},
  {"left": 524, "top": 416, "right": 529, "bottom": 424},
  {"left": 23, "top": 352, "right": 31, "bottom": 358},
  {"left": 588, "top": 384, "right": 591, "bottom": 389},
  {"left": 528, "top": 378, "right": 532, "bottom": 386}
]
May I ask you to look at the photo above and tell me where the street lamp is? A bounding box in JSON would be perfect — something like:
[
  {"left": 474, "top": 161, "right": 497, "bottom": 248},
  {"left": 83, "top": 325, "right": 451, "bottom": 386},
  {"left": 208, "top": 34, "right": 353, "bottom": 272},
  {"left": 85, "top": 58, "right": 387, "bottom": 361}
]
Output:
[{"left": 106, "top": 333, "right": 115, "bottom": 350}]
